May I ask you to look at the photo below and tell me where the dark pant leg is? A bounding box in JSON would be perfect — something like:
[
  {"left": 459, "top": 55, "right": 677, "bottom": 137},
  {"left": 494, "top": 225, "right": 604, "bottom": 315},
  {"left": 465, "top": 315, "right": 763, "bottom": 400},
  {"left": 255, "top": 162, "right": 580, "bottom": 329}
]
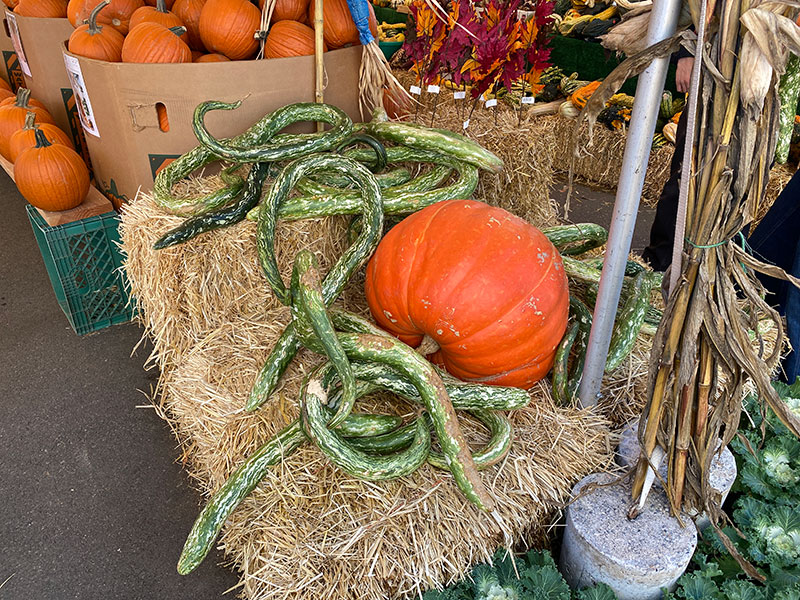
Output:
[{"left": 641, "top": 109, "right": 689, "bottom": 272}]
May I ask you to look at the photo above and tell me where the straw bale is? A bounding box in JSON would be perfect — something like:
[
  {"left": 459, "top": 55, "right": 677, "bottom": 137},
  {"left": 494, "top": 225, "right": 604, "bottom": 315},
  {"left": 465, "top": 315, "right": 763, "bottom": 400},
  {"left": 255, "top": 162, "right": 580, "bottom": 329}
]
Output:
[
  {"left": 157, "top": 319, "right": 614, "bottom": 600},
  {"left": 550, "top": 116, "right": 674, "bottom": 207}
]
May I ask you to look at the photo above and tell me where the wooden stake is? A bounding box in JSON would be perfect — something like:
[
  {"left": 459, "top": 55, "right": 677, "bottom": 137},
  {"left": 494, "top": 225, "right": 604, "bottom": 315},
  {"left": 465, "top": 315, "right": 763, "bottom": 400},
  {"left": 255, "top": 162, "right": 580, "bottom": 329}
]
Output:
[{"left": 314, "top": 0, "right": 325, "bottom": 132}]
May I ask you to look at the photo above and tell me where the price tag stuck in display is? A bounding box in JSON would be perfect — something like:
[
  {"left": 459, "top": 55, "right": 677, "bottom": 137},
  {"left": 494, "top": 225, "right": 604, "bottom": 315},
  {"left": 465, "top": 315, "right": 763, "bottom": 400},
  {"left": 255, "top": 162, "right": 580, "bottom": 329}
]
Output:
[
  {"left": 521, "top": 96, "right": 536, "bottom": 105},
  {"left": 409, "top": 85, "right": 422, "bottom": 95},
  {"left": 453, "top": 91, "right": 466, "bottom": 100},
  {"left": 427, "top": 84, "right": 440, "bottom": 94},
  {"left": 485, "top": 98, "right": 498, "bottom": 108},
  {"left": 462, "top": 119, "right": 470, "bottom": 129}
]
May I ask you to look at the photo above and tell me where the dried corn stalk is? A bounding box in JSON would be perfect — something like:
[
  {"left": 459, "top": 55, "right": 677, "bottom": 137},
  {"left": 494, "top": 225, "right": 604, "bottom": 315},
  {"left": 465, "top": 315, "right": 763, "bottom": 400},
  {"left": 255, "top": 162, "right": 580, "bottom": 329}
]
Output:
[{"left": 576, "top": 0, "right": 800, "bottom": 578}]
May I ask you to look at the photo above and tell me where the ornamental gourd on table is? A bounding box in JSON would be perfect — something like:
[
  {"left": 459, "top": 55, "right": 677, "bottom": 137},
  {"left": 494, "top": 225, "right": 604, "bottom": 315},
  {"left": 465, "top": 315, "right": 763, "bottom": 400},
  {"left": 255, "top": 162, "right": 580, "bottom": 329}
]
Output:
[
  {"left": 14, "top": 129, "right": 90, "bottom": 212},
  {"left": 68, "top": 1, "right": 126, "bottom": 62},
  {"left": 364, "top": 199, "right": 570, "bottom": 388},
  {"left": 198, "top": 0, "right": 260, "bottom": 60}
]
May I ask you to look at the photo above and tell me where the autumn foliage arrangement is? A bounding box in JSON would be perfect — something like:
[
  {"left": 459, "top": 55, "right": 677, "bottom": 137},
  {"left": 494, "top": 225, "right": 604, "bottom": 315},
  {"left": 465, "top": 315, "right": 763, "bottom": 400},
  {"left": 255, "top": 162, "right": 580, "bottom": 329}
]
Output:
[{"left": 403, "top": 0, "right": 554, "bottom": 103}]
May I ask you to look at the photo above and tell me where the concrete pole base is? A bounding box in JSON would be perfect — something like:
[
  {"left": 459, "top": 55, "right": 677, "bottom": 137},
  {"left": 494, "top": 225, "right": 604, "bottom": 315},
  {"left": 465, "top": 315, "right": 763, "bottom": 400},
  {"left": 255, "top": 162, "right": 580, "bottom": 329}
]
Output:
[
  {"left": 559, "top": 473, "right": 697, "bottom": 599},
  {"left": 616, "top": 419, "right": 737, "bottom": 529}
]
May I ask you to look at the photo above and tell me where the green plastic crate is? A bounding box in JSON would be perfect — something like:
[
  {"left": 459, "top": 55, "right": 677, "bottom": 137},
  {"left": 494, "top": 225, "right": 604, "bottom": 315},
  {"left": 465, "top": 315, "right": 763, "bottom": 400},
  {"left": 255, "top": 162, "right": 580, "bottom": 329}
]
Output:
[{"left": 26, "top": 205, "right": 134, "bottom": 336}]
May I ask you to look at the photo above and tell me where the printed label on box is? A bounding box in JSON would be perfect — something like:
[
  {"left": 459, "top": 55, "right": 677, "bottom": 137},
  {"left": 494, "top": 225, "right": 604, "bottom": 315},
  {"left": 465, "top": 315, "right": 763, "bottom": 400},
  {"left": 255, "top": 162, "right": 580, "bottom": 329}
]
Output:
[
  {"left": 2, "top": 50, "right": 23, "bottom": 92},
  {"left": 63, "top": 54, "right": 100, "bottom": 138},
  {"left": 5, "top": 13, "right": 30, "bottom": 77},
  {"left": 61, "top": 87, "right": 93, "bottom": 172},
  {"left": 149, "top": 154, "right": 181, "bottom": 180}
]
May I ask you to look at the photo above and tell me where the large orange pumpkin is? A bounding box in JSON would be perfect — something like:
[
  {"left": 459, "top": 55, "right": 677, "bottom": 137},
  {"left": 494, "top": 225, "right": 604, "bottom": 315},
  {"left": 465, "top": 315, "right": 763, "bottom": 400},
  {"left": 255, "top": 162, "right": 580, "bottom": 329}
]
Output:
[
  {"left": 68, "top": 0, "right": 126, "bottom": 61},
  {"left": 364, "top": 199, "right": 570, "bottom": 388},
  {"left": 0, "top": 89, "right": 13, "bottom": 103},
  {"left": 76, "top": 0, "right": 145, "bottom": 34},
  {"left": 0, "top": 88, "right": 56, "bottom": 160},
  {"left": 67, "top": 0, "right": 83, "bottom": 24},
  {"left": 198, "top": 0, "right": 260, "bottom": 60},
  {"left": 9, "top": 111, "right": 74, "bottom": 162},
  {"left": 194, "top": 52, "right": 228, "bottom": 62},
  {"left": 14, "top": 129, "right": 90, "bottom": 212},
  {"left": 261, "top": 0, "right": 308, "bottom": 23},
  {"left": 14, "top": 0, "right": 67, "bottom": 17},
  {"left": 121, "top": 22, "right": 192, "bottom": 62},
  {"left": 129, "top": 0, "right": 183, "bottom": 30},
  {"left": 172, "top": 0, "right": 205, "bottom": 50},
  {"left": 264, "top": 20, "right": 324, "bottom": 58}
]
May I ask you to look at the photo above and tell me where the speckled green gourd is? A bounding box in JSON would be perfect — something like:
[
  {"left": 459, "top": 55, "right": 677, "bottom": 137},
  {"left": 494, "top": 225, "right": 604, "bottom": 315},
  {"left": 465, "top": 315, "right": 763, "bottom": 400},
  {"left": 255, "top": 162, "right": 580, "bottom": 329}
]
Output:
[
  {"left": 552, "top": 320, "right": 580, "bottom": 405},
  {"left": 541, "top": 223, "right": 609, "bottom": 255},
  {"left": 605, "top": 271, "right": 656, "bottom": 372},
  {"left": 426, "top": 409, "right": 513, "bottom": 471}
]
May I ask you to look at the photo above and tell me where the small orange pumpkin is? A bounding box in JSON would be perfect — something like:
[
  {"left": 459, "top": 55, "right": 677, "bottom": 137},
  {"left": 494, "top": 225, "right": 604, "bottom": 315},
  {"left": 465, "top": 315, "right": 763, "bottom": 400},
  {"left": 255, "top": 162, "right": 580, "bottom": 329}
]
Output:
[
  {"left": 15, "top": 128, "right": 90, "bottom": 212},
  {"left": 2, "top": 0, "right": 19, "bottom": 9},
  {"left": 171, "top": 0, "right": 205, "bottom": 51},
  {"left": 121, "top": 22, "right": 192, "bottom": 63},
  {"left": 67, "top": 0, "right": 84, "bottom": 25},
  {"left": 0, "top": 79, "right": 10, "bottom": 92},
  {"left": 0, "top": 88, "right": 56, "bottom": 160},
  {"left": 199, "top": 0, "right": 260, "bottom": 60},
  {"left": 0, "top": 89, "right": 14, "bottom": 103},
  {"left": 307, "top": 0, "right": 360, "bottom": 49},
  {"left": 76, "top": 0, "right": 145, "bottom": 34},
  {"left": 68, "top": 1, "right": 126, "bottom": 62},
  {"left": 261, "top": 0, "right": 309, "bottom": 23},
  {"left": 129, "top": 0, "right": 183, "bottom": 30},
  {"left": 264, "top": 20, "right": 324, "bottom": 59},
  {"left": 9, "top": 111, "right": 74, "bottom": 162},
  {"left": 14, "top": 0, "right": 68, "bottom": 17},
  {"left": 194, "top": 52, "right": 229, "bottom": 62}
]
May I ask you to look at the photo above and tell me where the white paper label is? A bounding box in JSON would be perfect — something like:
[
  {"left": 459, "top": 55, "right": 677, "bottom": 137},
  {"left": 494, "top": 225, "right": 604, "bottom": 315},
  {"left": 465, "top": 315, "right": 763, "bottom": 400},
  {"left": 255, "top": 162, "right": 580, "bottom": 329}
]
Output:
[
  {"left": 479, "top": 94, "right": 486, "bottom": 103},
  {"left": 521, "top": 96, "right": 536, "bottom": 105},
  {"left": 426, "top": 84, "right": 440, "bottom": 94},
  {"left": 462, "top": 119, "right": 470, "bottom": 129},
  {"left": 453, "top": 91, "right": 466, "bottom": 100},
  {"left": 485, "top": 98, "right": 498, "bottom": 108},
  {"left": 63, "top": 54, "right": 100, "bottom": 138},
  {"left": 6, "top": 13, "right": 31, "bottom": 77},
  {"left": 409, "top": 85, "right": 422, "bottom": 95}
]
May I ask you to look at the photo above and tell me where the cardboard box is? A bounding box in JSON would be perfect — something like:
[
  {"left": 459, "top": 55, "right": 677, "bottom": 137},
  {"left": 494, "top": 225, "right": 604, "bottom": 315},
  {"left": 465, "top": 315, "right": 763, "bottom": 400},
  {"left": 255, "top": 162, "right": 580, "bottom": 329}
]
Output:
[
  {"left": 4, "top": 11, "right": 92, "bottom": 166},
  {"left": 0, "top": 12, "right": 23, "bottom": 89},
  {"left": 61, "top": 45, "right": 364, "bottom": 204}
]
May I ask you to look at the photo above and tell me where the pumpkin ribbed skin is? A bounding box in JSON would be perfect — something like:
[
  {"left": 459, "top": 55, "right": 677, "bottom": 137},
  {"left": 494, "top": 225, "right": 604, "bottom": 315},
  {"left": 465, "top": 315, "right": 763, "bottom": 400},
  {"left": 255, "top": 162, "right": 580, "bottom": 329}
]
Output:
[
  {"left": 172, "top": 0, "right": 205, "bottom": 50},
  {"left": 76, "top": 0, "right": 145, "bottom": 34},
  {"left": 307, "top": 0, "right": 357, "bottom": 49},
  {"left": 67, "top": 0, "right": 83, "bottom": 24},
  {"left": 199, "top": 0, "right": 260, "bottom": 60},
  {"left": 15, "top": 129, "right": 90, "bottom": 212},
  {"left": 122, "top": 22, "right": 192, "bottom": 63},
  {"left": 10, "top": 118, "right": 74, "bottom": 162},
  {"left": 14, "top": 0, "right": 67, "bottom": 17},
  {"left": 129, "top": 0, "right": 183, "bottom": 30},
  {"left": 264, "top": 20, "right": 324, "bottom": 59},
  {"left": 0, "top": 89, "right": 56, "bottom": 160},
  {"left": 68, "top": 1, "right": 125, "bottom": 62},
  {"left": 365, "top": 199, "right": 570, "bottom": 388},
  {"left": 0, "top": 79, "right": 10, "bottom": 92},
  {"left": 0, "top": 89, "right": 13, "bottom": 103},
  {"left": 261, "top": 0, "right": 309, "bottom": 22}
]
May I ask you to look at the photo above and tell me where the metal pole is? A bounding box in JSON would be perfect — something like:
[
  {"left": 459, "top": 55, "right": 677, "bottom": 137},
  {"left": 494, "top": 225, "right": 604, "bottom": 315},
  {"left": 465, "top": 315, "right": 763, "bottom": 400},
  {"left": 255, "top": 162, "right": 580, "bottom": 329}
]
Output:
[{"left": 577, "top": 0, "right": 683, "bottom": 408}]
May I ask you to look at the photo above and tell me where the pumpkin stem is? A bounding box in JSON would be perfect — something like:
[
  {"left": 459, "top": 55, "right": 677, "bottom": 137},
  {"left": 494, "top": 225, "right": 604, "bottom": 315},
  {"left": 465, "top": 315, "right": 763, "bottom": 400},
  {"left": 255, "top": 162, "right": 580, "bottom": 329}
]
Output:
[
  {"left": 87, "top": 1, "right": 110, "bottom": 35},
  {"left": 156, "top": 0, "right": 168, "bottom": 12},
  {"left": 33, "top": 128, "right": 52, "bottom": 149},
  {"left": 22, "top": 110, "right": 38, "bottom": 131},
  {"left": 416, "top": 335, "right": 440, "bottom": 357},
  {"left": 14, "top": 87, "right": 31, "bottom": 109},
  {"left": 169, "top": 25, "right": 187, "bottom": 37}
]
